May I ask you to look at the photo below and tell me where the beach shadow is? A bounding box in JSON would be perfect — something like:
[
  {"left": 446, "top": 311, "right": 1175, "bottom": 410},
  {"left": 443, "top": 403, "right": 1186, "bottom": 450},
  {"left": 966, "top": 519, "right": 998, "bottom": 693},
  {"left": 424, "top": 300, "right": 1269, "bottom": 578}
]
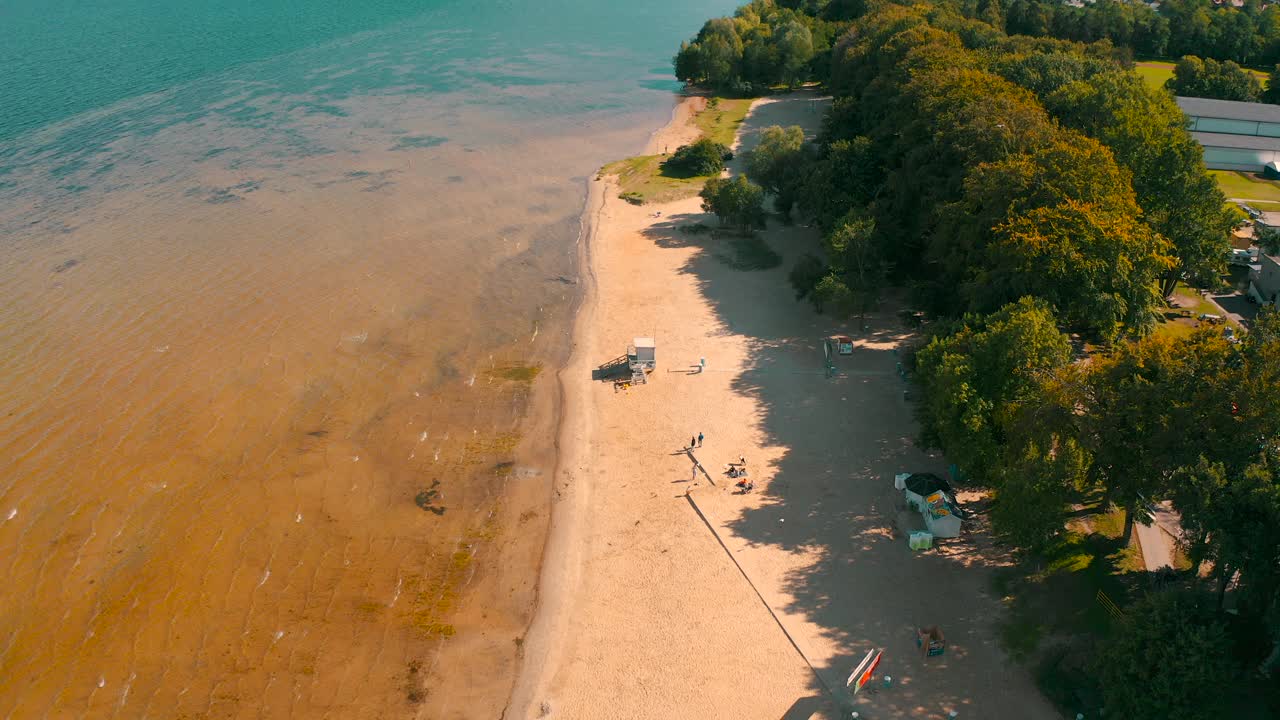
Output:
[
  {"left": 640, "top": 91, "right": 1056, "bottom": 718},
  {"left": 780, "top": 695, "right": 828, "bottom": 720},
  {"left": 591, "top": 355, "right": 629, "bottom": 381}
]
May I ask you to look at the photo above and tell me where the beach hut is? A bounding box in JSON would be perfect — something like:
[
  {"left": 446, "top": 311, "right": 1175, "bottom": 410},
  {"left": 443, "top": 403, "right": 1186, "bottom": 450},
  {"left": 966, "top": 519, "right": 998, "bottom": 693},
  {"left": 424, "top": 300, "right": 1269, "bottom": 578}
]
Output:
[
  {"left": 628, "top": 337, "right": 655, "bottom": 369},
  {"left": 627, "top": 337, "right": 655, "bottom": 385}
]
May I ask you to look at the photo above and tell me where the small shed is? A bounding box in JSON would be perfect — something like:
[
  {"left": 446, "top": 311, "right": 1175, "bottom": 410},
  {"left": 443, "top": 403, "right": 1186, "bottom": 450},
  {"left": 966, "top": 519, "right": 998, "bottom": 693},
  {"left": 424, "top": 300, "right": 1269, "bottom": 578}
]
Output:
[
  {"left": 628, "top": 337, "right": 656, "bottom": 369},
  {"left": 922, "top": 490, "right": 964, "bottom": 538}
]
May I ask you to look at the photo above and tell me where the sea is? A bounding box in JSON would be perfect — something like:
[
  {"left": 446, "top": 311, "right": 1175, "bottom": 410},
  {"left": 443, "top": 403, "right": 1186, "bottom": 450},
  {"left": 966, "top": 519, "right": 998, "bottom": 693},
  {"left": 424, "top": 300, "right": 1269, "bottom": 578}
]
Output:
[{"left": 0, "top": 1, "right": 734, "bottom": 716}]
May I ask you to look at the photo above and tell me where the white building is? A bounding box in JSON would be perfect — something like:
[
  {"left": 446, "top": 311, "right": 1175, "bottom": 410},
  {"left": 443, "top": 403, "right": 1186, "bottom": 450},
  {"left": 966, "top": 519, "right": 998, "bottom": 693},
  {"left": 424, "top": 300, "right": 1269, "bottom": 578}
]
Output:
[{"left": 1177, "top": 96, "right": 1280, "bottom": 172}]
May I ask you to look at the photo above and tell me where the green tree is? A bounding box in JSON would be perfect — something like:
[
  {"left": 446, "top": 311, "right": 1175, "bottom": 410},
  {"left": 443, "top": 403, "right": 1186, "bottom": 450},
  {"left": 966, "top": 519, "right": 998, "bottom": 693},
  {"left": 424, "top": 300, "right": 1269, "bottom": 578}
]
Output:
[
  {"left": 915, "top": 297, "right": 1072, "bottom": 481},
  {"left": 700, "top": 175, "right": 767, "bottom": 234},
  {"left": 1263, "top": 63, "right": 1280, "bottom": 104},
  {"left": 810, "top": 273, "right": 857, "bottom": 316},
  {"left": 1171, "top": 456, "right": 1280, "bottom": 610},
  {"left": 991, "top": 433, "right": 1088, "bottom": 550},
  {"left": 674, "top": 18, "right": 745, "bottom": 88},
  {"left": 776, "top": 20, "right": 815, "bottom": 87},
  {"left": 746, "top": 125, "right": 809, "bottom": 217},
  {"left": 800, "top": 135, "right": 881, "bottom": 229},
  {"left": 788, "top": 253, "right": 828, "bottom": 302},
  {"left": 991, "top": 200, "right": 1174, "bottom": 340},
  {"left": 1167, "top": 54, "right": 1262, "bottom": 101},
  {"left": 663, "top": 138, "right": 730, "bottom": 177},
  {"left": 822, "top": 213, "right": 885, "bottom": 325},
  {"left": 1046, "top": 71, "right": 1234, "bottom": 294},
  {"left": 1097, "top": 591, "right": 1237, "bottom": 720}
]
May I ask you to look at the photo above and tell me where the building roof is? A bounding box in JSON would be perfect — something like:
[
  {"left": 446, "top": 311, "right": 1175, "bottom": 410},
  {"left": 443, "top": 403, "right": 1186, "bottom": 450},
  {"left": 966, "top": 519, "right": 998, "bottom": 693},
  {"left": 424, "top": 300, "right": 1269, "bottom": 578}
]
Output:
[
  {"left": 633, "top": 337, "right": 654, "bottom": 348},
  {"left": 1259, "top": 211, "right": 1280, "bottom": 227},
  {"left": 1191, "top": 131, "right": 1280, "bottom": 151},
  {"left": 1178, "top": 96, "right": 1280, "bottom": 124}
]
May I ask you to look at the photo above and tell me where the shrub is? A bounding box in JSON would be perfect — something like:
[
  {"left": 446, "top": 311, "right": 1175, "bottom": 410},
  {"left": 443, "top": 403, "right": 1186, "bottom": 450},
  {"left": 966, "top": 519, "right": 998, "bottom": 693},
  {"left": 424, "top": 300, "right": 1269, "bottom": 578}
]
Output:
[{"left": 663, "top": 138, "right": 731, "bottom": 177}]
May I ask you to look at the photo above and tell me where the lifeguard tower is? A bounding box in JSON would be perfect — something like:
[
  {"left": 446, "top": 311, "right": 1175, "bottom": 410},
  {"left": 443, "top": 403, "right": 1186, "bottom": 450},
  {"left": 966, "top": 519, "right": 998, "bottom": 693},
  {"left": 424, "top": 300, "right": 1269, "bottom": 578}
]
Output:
[{"left": 627, "top": 337, "right": 656, "bottom": 385}]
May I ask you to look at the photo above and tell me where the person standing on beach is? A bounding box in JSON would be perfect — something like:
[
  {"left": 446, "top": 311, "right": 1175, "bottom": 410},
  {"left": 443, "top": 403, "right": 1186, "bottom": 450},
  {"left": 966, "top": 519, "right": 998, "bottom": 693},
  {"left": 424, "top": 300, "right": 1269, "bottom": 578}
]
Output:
[
  {"left": 690, "top": 436, "right": 696, "bottom": 450},
  {"left": 697, "top": 432, "right": 704, "bottom": 447}
]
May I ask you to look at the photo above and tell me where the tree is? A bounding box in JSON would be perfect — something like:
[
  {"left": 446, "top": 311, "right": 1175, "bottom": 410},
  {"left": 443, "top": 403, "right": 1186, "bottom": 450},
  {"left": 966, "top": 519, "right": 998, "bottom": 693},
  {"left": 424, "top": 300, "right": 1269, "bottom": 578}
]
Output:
[
  {"left": 1097, "top": 591, "right": 1237, "bottom": 720},
  {"left": 810, "top": 273, "right": 857, "bottom": 316},
  {"left": 822, "top": 213, "right": 886, "bottom": 325},
  {"left": 914, "top": 297, "right": 1072, "bottom": 481},
  {"left": 991, "top": 433, "right": 1088, "bottom": 550},
  {"left": 1081, "top": 330, "right": 1240, "bottom": 541},
  {"left": 1171, "top": 456, "right": 1280, "bottom": 610},
  {"left": 1166, "top": 54, "right": 1262, "bottom": 101},
  {"left": 1046, "top": 72, "right": 1233, "bottom": 293},
  {"left": 800, "top": 135, "right": 881, "bottom": 229},
  {"left": 788, "top": 253, "right": 828, "bottom": 303},
  {"left": 1263, "top": 63, "right": 1280, "bottom": 104},
  {"left": 776, "top": 20, "right": 815, "bottom": 87},
  {"left": 700, "top": 175, "right": 767, "bottom": 234},
  {"left": 664, "top": 138, "right": 731, "bottom": 177},
  {"left": 746, "top": 125, "right": 809, "bottom": 217},
  {"left": 991, "top": 200, "right": 1174, "bottom": 340}
]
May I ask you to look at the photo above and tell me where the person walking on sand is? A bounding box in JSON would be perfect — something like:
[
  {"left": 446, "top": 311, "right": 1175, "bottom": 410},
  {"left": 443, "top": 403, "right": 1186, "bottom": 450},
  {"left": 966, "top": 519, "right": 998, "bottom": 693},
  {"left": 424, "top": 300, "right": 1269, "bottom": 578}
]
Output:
[{"left": 697, "top": 432, "right": 704, "bottom": 447}]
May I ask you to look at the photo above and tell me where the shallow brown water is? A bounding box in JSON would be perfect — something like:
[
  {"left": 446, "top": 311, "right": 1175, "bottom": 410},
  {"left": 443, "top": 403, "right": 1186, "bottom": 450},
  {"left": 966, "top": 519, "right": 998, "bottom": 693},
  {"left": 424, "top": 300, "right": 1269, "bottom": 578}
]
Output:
[{"left": 0, "top": 93, "right": 664, "bottom": 719}]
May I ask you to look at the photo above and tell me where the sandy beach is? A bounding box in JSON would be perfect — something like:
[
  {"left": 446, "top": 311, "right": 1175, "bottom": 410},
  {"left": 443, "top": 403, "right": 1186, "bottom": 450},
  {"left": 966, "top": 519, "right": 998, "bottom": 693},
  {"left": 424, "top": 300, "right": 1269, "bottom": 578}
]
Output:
[{"left": 507, "top": 92, "right": 1061, "bottom": 719}]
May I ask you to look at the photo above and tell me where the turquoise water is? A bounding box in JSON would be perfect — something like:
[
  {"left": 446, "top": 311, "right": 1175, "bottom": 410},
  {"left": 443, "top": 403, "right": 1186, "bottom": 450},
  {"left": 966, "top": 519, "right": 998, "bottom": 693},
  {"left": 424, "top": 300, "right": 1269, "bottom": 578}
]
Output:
[
  {"left": 0, "top": 2, "right": 739, "bottom": 716},
  {"left": 0, "top": 0, "right": 721, "bottom": 158},
  {"left": 0, "top": 0, "right": 709, "bottom": 142}
]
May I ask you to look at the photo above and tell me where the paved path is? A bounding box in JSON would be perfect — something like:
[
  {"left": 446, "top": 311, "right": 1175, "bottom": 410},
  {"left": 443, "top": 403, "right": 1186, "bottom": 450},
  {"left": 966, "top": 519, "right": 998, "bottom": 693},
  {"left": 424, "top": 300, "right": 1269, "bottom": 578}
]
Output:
[{"left": 1135, "top": 521, "right": 1174, "bottom": 571}]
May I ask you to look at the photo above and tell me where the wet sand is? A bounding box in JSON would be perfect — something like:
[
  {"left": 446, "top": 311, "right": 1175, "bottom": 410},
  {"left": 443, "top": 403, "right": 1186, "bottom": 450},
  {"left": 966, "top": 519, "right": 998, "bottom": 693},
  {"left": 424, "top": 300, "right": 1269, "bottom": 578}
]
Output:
[{"left": 510, "top": 93, "right": 1059, "bottom": 719}]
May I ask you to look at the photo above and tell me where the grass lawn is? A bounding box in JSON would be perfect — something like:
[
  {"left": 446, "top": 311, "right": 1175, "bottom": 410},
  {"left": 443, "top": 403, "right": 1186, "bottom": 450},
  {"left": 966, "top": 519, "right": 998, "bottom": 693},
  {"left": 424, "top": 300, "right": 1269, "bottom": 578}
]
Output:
[
  {"left": 1134, "top": 60, "right": 1269, "bottom": 91},
  {"left": 1211, "top": 169, "right": 1280, "bottom": 202},
  {"left": 1135, "top": 61, "right": 1174, "bottom": 90},
  {"left": 693, "top": 97, "right": 753, "bottom": 147},
  {"left": 1157, "top": 284, "right": 1241, "bottom": 338},
  {"left": 598, "top": 154, "right": 708, "bottom": 205},
  {"left": 1173, "top": 284, "right": 1223, "bottom": 316},
  {"left": 599, "top": 96, "right": 755, "bottom": 205}
]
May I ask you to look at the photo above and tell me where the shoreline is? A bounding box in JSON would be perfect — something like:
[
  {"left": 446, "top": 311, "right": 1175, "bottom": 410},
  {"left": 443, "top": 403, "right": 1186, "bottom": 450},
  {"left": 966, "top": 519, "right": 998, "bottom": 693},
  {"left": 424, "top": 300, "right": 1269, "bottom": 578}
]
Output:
[
  {"left": 505, "top": 93, "right": 705, "bottom": 718},
  {"left": 506, "top": 88, "right": 1056, "bottom": 719}
]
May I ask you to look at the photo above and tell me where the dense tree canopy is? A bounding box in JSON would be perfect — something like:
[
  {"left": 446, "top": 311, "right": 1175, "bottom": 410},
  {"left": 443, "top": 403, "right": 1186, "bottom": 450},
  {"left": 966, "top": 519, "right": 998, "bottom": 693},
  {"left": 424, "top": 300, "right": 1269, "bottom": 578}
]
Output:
[
  {"left": 915, "top": 297, "right": 1072, "bottom": 482},
  {"left": 1097, "top": 591, "right": 1238, "bottom": 719},
  {"left": 674, "top": 0, "right": 847, "bottom": 93},
  {"left": 676, "top": 0, "right": 1277, "bottom": 708},
  {"left": 1167, "top": 55, "right": 1263, "bottom": 101},
  {"left": 1005, "top": 0, "right": 1280, "bottom": 70}
]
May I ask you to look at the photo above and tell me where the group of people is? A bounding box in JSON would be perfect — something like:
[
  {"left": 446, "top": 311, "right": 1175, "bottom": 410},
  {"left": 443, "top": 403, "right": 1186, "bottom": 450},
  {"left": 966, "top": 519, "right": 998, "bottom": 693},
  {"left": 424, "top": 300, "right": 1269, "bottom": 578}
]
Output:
[
  {"left": 728, "top": 456, "right": 752, "bottom": 493},
  {"left": 686, "top": 433, "right": 753, "bottom": 492}
]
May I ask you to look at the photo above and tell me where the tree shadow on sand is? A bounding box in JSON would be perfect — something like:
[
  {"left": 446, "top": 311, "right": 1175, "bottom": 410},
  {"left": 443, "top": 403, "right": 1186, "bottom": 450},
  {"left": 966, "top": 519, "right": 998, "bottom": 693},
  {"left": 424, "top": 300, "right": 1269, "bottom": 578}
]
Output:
[{"left": 639, "top": 197, "right": 1058, "bottom": 718}]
